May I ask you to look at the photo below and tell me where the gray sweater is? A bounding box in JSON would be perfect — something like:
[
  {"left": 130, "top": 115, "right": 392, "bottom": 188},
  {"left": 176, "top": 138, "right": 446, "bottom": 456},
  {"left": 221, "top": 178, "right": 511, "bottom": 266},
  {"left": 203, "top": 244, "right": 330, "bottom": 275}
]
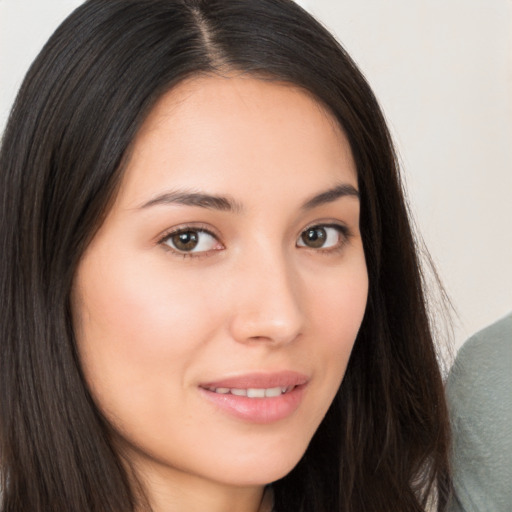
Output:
[{"left": 446, "top": 312, "right": 512, "bottom": 512}]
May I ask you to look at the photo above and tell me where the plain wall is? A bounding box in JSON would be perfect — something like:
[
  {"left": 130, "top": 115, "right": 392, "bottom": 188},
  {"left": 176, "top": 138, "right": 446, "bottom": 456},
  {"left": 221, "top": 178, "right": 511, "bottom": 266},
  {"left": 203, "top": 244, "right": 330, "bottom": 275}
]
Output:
[{"left": 1, "top": 0, "right": 511, "bottom": 350}]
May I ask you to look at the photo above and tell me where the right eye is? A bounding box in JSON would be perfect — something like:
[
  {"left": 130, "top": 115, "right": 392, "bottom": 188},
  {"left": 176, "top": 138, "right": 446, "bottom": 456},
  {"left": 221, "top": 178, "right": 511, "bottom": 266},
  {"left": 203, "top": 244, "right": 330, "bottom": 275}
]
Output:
[{"left": 160, "top": 228, "right": 221, "bottom": 255}]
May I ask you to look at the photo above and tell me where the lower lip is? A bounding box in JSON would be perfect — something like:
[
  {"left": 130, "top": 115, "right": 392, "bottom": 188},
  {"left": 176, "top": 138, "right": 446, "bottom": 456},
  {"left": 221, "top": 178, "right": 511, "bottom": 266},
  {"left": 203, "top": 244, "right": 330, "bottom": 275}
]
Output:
[{"left": 199, "top": 385, "right": 306, "bottom": 424}]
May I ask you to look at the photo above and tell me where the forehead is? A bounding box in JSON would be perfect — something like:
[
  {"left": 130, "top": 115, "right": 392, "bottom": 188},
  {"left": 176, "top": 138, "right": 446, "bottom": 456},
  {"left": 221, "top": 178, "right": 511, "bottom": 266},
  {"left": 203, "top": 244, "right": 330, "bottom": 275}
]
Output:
[
  {"left": 117, "top": 74, "right": 357, "bottom": 208},
  {"left": 139, "top": 74, "right": 344, "bottom": 137}
]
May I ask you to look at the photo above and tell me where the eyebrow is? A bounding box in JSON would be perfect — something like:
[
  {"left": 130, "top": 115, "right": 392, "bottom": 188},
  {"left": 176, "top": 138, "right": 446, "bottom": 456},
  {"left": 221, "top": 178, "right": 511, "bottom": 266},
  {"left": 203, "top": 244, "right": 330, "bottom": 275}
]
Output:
[
  {"left": 301, "top": 183, "right": 359, "bottom": 210},
  {"left": 140, "top": 191, "right": 243, "bottom": 213},
  {"left": 139, "top": 183, "right": 359, "bottom": 213}
]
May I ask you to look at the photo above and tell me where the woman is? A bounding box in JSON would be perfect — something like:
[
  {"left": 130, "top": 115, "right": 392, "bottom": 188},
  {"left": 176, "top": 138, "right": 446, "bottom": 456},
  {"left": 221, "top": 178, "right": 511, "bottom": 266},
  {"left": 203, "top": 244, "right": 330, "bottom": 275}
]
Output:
[{"left": 0, "top": 1, "right": 451, "bottom": 511}]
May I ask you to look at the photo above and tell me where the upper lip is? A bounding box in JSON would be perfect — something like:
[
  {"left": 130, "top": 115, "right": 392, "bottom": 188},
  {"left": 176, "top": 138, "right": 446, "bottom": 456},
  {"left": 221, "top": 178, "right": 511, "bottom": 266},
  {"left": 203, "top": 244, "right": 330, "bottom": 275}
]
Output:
[{"left": 200, "top": 371, "right": 309, "bottom": 390}]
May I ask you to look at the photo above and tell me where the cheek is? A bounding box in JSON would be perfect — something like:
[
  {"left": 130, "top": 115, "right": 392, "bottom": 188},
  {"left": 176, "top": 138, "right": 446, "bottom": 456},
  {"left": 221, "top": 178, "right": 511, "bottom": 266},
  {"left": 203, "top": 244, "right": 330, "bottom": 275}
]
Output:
[
  {"left": 311, "top": 255, "right": 368, "bottom": 341},
  {"left": 308, "top": 259, "right": 368, "bottom": 391},
  {"left": 71, "top": 251, "right": 218, "bottom": 414},
  {"left": 75, "top": 249, "right": 211, "bottom": 348}
]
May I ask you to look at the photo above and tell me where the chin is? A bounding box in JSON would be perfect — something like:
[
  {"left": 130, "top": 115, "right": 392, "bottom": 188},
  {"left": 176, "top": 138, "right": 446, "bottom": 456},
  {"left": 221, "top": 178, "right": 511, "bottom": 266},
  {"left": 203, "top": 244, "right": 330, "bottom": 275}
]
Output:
[{"left": 204, "top": 440, "right": 308, "bottom": 487}]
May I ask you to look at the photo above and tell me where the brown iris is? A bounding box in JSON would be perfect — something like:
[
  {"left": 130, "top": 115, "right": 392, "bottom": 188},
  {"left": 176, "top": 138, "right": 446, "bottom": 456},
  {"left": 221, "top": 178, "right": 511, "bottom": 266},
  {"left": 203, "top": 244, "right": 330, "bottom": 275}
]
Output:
[
  {"left": 170, "top": 231, "right": 199, "bottom": 251},
  {"left": 301, "top": 227, "right": 327, "bottom": 248}
]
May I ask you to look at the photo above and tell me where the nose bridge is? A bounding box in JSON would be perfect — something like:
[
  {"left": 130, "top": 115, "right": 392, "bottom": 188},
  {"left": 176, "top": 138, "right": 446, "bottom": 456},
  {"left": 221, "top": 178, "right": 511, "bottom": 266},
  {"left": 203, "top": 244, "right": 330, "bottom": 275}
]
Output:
[{"left": 228, "top": 241, "right": 304, "bottom": 345}]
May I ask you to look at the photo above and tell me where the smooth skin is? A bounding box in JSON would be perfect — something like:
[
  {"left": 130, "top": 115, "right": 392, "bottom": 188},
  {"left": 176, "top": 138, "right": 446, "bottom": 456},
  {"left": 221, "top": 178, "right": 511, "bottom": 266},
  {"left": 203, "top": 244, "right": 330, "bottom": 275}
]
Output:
[{"left": 72, "top": 75, "right": 368, "bottom": 512}]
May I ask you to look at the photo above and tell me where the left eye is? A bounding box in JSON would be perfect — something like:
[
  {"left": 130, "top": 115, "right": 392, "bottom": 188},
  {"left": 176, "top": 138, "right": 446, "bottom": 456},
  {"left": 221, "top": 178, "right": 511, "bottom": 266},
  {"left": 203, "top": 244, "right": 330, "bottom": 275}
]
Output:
[
  {"left": 161, "top": 229, "right": 219, "bottom": 253},
  {"left": 297, "top": 225, "right": 344, "bottom": 249}
]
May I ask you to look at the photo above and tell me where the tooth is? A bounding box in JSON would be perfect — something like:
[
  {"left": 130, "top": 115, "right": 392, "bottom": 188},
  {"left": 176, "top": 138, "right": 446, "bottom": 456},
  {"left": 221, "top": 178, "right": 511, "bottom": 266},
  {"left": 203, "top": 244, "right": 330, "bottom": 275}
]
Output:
[
  {"left": 265, "top": 387, "right": 282, "bottom": 397},
  {"left": 247, "top": 388, "right": 265, "bottom": 398},
  {"left": 212, "top": 386, "right": 293, "bottom": 398}
]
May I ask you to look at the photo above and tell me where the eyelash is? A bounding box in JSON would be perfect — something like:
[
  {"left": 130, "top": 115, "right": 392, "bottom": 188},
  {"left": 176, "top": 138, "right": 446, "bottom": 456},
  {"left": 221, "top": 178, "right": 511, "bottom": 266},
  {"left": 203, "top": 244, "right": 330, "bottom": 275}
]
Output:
[
  {"left": 158, "top": 222, "right": 351, "bottom": 259},
  {"left": 298, "top": 223, "right": 351, "bottom": 254},
  {"left": 158, "top": 224, "right": 222, "bottom": 259}
]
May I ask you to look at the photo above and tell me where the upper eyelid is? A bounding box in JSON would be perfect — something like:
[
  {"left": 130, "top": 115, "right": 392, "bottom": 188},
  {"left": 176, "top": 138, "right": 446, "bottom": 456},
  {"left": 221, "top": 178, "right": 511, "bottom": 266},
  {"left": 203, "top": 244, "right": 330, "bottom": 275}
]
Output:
[
  {"left": 303, "top": 221, "right": 347, "bottom": 230},
  {"left": 157, "top": 220, "right": 348, "bottom": 237},
  {"left": 157, "top": 223, "right": 220, "bottom": 244},
  {"left": 299, "top": 221, "right": 350, "bottom": 237}
]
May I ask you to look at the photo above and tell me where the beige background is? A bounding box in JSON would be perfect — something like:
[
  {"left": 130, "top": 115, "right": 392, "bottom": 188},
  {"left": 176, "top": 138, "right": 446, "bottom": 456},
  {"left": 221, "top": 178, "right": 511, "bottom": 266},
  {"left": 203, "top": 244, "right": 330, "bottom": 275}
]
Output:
[{"left": 1, "top": 0, "right": 511, "bottom": 350}]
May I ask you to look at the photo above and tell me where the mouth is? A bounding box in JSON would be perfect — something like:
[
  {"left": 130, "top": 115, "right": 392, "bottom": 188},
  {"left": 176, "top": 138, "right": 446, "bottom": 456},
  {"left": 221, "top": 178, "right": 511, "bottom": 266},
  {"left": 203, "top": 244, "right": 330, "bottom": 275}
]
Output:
[
  {"left": 198, "top": 372, "right": 308, "bottom": 423},
  {"left": 202, "top": 385, "right": 297, "bottom": 398}
]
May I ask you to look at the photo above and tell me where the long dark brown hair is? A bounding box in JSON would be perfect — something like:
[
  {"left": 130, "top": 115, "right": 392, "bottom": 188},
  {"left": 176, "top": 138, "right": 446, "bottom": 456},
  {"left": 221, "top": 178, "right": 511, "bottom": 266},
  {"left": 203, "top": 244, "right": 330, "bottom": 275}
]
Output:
[{"left": 0, "top": 1, "right": 450, "bottom": 511}]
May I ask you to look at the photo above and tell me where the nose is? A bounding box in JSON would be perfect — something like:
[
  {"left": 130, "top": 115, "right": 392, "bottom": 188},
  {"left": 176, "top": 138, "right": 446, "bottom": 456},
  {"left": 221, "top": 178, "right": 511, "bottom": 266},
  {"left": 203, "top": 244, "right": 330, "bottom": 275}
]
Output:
[{"left": 227, "top": 248, "right": 304, "bottom": 346}]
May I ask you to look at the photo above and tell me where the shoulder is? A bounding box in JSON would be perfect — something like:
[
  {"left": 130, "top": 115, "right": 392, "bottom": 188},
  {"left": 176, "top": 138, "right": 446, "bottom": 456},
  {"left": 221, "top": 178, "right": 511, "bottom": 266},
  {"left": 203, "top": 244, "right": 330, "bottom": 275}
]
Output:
[
  {"left": 446, "top": 313, "right": 512, "bottom": 512},
  {"left": 447, "top": 312, "right": 512, "bottom": 398}
]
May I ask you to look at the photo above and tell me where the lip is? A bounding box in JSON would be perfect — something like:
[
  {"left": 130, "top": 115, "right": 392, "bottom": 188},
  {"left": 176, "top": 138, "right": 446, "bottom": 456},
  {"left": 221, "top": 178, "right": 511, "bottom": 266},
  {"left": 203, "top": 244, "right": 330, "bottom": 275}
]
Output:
[
  {"left": 200, "top": 371, "right": 308, "bottom": 390},
  {"left": 199, "top": 371, "right": 309, "bottom": 424}
]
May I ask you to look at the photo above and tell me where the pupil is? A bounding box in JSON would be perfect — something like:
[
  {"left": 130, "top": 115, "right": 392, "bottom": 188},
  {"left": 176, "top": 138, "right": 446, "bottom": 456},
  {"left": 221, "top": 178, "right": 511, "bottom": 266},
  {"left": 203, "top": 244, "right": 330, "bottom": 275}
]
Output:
[
  {"left": 304, "top": 227, "right": 326, "bottom": 248},
  {"left": 173, "top": 231, "right": 198, "bottom": 251}
]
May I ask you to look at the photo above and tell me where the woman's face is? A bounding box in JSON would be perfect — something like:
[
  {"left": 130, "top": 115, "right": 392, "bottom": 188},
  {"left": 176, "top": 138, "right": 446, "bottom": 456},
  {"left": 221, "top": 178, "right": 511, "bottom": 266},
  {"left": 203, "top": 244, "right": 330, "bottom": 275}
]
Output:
[{"left": 72, "top": 76, "right": 368, "bottom": 496}]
